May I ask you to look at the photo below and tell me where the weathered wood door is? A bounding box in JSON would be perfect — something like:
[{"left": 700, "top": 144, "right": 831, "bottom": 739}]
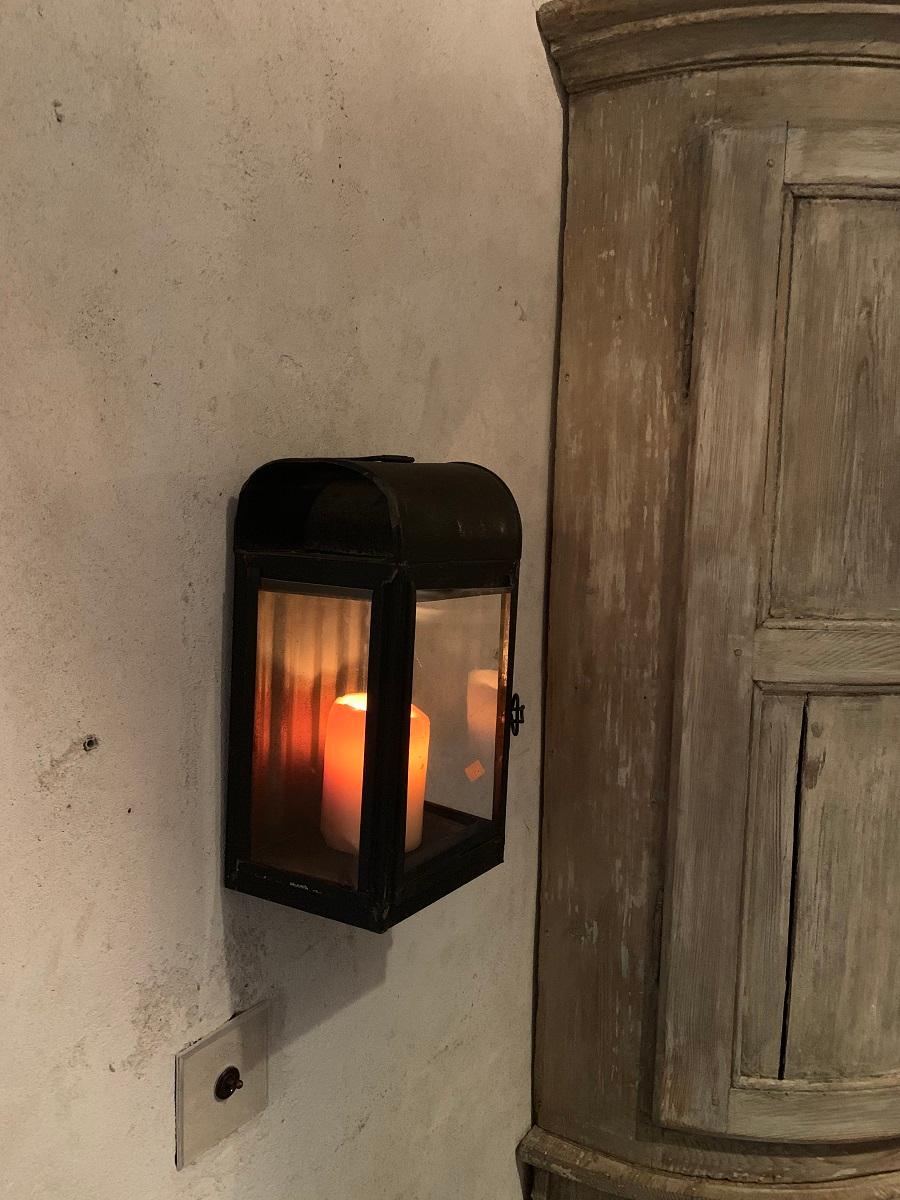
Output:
[{"left": 657, "top": 124, "right": 900, "bottom": 1142}]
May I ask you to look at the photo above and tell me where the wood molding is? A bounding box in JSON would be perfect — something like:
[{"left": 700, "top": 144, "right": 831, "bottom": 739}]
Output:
[
  {"left": 753, "top": 626, "right": 900, "bottom": 684},
  {"left": 536, "top": 1, "right": 900, "bottom": 92},
  {"left": 519, "top": 1127, "right": 900, "bottom": 1200}
]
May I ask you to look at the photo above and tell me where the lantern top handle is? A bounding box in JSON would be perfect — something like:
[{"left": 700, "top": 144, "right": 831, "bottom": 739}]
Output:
[{"left": 233, "top": 457, "right": 522, "bottom": 565}]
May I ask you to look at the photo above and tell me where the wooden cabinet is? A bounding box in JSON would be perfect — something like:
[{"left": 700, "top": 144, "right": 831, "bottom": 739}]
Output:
[
  {"left": 660, "top": 124, "right": 900, "bottom": 1143},
  {"left": 523, "top": 5, "right": 900, "bottom": 1198}
]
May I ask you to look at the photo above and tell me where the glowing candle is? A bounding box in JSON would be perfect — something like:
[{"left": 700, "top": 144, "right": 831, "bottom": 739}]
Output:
[{"left": 320, "top": 692, "right": 430, "bottom": 854}]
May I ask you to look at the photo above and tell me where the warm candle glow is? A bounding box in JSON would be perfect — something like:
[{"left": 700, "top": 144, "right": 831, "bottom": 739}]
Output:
[{"left": 320, "top": 692, "right": 430, "bottom": 855}]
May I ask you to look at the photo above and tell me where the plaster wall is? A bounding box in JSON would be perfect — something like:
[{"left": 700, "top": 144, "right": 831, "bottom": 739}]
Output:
[{"left": 0, "top": 2, "right": 560, "bottom": 1197}]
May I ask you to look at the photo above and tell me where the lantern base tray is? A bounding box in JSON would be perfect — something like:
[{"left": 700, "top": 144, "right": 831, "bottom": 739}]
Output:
[{"left": 226, "top": 825, "right": 504, "bottom": 933}]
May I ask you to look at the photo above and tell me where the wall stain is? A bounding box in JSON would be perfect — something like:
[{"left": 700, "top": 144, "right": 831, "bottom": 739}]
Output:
[{"left": 38, "top": 735, "right": 97, "bottom": 792}]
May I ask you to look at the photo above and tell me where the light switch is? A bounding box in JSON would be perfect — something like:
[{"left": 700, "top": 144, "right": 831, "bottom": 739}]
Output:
[{"left": 175, "top": 1000, "right": 269, "bottom": 1169}]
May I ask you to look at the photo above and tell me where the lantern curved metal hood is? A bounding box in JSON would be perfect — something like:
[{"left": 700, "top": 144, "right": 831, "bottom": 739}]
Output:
[
  {"left": 225, "top": 456, "right": 522, "bottom": 931},
  {"left": 234, "top": 456, "right": 522, "bottom": 565}
]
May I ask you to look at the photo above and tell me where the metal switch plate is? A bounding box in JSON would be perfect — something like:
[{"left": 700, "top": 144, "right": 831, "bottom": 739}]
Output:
[{"left": 175, "top": 1000, "right": 268, "bottom": 1169}]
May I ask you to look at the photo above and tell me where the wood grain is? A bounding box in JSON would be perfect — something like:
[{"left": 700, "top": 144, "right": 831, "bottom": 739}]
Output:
[
  {"left": 786, "top": 127, "right": 900, "bottom": 185},
  {"left": 657, "top": 124, "right": 786, "bottom": 1135},
  {"left": 728, "top": 1085, "right": 900, "bottom": 1142},
  {"left": 533, "top": 60, "right": 900, "bottom": 1195},
  {"left": 533, "top": 1169, "right": 552, "bottom": 1200},
  {"left": 547, "top": 1177, "right": 616, "bottom": 1200},
  {"left": 784, "top": 695, "right": 900, "bottom": 1080},
  {"left": 535, "top": 75, "right": 709, "bottom": 1148},
  {"left": 660, "top": 127, "right": 900, "bottom": 1142},
  {"left": 770, "top": 198, "right": 900, "bottom": 620},
  {"left": 753, "top": 626, "right": 900, "bottom": 684},
  {"left": 738, "top": 692, "right": 805, "bottom": 1080}
]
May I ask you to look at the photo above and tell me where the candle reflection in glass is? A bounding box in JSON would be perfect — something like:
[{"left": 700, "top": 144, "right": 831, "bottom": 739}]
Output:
[
  {"left": 467, "top": 668, "right": 499, "bottom": 760},
  {"left": 320, "top": 692, "right": 430, "bottom": 854}
]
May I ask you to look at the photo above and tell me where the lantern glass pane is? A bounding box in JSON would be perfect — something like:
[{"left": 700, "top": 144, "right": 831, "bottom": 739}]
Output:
[
  {"left": 404, "top": 588, "right": 510, "bottom": 873},
  {"left": 250, "top": 580, "right": 372, "bottom": 887}
]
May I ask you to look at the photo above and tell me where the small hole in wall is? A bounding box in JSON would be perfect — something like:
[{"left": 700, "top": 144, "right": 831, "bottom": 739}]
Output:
[{"left": 82, "top": 734, "right": 100, "bottom": 752}]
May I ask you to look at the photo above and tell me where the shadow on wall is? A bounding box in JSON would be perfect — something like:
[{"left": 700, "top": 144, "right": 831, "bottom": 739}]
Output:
[
  {"left": 221, "top": 890, "right": 391, "bottom": 1053},
  {"left": 215, "top": 496, "right": 390, "bottom": 1055}
]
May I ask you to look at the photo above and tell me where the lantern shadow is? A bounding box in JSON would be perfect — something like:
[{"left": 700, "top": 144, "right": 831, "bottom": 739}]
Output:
[
  {"left": 221, "top": 890, "right": 391, "bottom": 1049},
  {"left": 218, "top": 497, "right": 390, "bottom": 1046}
]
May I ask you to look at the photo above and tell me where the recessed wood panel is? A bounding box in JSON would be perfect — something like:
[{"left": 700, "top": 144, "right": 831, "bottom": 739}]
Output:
[
  {"left": 784, "top": 694, "right": 900, "bottom": 1080},
  {"left": 739, "top": 692, "right": 805, "bottom": 1080},
  {"left": 771, "top": 198, "right": 900, "bottom": 621}
]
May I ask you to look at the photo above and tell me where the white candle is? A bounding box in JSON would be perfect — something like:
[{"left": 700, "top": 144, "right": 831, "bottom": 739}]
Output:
[{"left": 320, "top": 692, "right": 430, "bottom": 854}]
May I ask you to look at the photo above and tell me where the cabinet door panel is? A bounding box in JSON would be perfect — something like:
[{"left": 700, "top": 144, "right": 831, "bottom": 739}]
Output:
[
  {"left": 786, "top": 694, "right": 900, "bottom": 1081},
  {"left": 771, "top": 199, "right": 900, "bottom": 620},
  {"left": 657, "top": 124, "right": 900, "bottom": 1143}
]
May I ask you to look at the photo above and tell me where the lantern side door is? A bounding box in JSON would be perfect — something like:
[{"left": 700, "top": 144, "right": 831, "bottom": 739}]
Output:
[
  {"left": 657, "top": 124, "right": 900, "bottom": 1142},
  {"left": 225, "top": 553, "right": 395, "bottom": 927},
  {"left": 391, "top": 562, "right": 517, "bottom": 909}
]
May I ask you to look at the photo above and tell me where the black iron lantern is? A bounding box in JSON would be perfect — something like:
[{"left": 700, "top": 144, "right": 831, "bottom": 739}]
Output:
[{"left": 224, "top": 456, "right": 522, "bottom": 931}]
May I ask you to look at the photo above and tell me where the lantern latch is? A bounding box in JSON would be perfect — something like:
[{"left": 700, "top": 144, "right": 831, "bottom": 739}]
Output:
[{"left": 510, "top": 693, "right": 525, "bottom": 736}]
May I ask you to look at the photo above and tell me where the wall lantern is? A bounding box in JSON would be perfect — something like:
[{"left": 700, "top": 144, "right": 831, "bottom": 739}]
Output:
[{"left": 224, "top": 456, "right": 523, "bottom": 931}]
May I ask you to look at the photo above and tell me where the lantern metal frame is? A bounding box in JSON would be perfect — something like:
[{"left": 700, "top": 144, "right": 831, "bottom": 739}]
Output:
[{"left": 224, "top": 456, "right": 521, "bottom": 932}]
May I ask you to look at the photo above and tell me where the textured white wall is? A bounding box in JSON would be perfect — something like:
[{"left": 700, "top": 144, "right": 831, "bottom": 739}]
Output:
[{"left": 0, "top": 2, "right": 560, "bottom": 1198}]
